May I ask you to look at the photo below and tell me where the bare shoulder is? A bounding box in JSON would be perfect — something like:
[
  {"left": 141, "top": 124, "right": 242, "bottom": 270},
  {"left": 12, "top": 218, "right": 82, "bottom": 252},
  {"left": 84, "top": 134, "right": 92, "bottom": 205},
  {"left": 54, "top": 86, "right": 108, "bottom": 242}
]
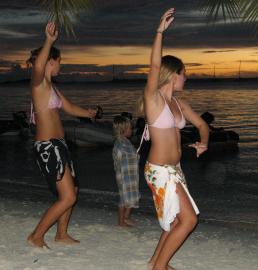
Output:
[
  {"left": 144, "top": 88, "right": 159, "bottom": 105},
  {"left": 144, "top": 90, "right": 164, "bottom": 122},
  {"left": 176, "top": 98, "right": 191, "bottom": 110},
  {"left": 31, "top": 79, "right": 49, "bottom": 96}
]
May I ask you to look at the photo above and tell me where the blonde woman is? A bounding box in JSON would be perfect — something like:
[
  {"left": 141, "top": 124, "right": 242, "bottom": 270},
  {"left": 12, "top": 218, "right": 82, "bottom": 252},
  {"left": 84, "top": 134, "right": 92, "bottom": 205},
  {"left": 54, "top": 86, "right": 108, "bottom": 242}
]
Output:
[
  {"left": 27, "top": 22, "right": 96, "bottom": 248},
  {"left": 141, "top": 8, "right": 209, "bottom": 270}
]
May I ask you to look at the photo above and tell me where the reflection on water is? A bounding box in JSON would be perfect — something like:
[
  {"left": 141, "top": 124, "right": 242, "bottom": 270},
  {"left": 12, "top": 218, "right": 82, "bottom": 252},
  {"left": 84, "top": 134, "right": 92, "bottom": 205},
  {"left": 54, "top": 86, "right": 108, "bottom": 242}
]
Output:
[{"left": 0, "top": 81, "right": 257, "bottom": 182}]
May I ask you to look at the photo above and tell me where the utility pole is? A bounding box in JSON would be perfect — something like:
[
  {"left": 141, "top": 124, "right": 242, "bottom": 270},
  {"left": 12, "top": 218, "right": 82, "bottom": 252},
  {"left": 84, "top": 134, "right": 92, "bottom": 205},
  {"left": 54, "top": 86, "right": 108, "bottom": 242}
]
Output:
[
  {"left": 112, "top": 65, "right": 115, "bottom": 81},
  {"left": 238, "top": 60, "right": 242, "bottom": 79},
  {"left": 213, "top": 64, "right": 216, "bottom": 79}
]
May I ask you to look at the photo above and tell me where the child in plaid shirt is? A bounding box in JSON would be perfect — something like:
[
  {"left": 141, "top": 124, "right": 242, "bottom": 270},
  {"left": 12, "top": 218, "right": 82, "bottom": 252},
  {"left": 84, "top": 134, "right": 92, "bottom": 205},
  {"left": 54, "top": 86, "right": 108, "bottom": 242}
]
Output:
[{"left": 112, "top": 115, "right": 140, "bottom": 227}]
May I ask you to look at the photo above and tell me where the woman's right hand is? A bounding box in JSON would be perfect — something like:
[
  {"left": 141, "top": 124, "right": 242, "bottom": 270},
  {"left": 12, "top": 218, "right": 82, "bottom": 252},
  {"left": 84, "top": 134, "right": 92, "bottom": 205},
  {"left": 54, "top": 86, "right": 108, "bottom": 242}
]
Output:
[
  {"left": 157, "top": 8, "right": 175, "bottom": 33},
  {"left": 189, "top": 142, "right": 208, "bottom": 158},
  {"left": 45, "top": 22, "right": 58, "bottom": 43}
]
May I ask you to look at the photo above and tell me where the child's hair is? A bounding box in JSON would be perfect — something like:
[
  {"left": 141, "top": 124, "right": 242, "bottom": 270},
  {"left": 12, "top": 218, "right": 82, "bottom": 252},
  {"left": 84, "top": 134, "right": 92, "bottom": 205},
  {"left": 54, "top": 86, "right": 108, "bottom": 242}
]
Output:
[
  {"left": 113, "top": 115, "right": 131, "bottom": 138},
  {"left": 26, "top": 46, "right": 61, "bottom": 66},
  {"left": 121, "top": 111, "right": 133, "bottom": 120}
]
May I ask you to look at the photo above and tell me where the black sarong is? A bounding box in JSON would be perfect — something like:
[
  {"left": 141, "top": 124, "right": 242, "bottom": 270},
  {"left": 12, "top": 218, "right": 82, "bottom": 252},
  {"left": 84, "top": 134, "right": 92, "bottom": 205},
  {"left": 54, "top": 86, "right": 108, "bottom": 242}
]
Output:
[{"left": 34, "top": 138, "right": 78, "bottom": 196}]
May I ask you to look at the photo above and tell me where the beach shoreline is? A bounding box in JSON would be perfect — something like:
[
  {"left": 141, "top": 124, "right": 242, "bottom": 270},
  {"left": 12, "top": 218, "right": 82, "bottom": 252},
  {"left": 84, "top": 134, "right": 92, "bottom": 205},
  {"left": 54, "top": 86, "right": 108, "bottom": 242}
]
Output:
[{"left": 1, "top": 179, "right": 257, "bottom": 232}]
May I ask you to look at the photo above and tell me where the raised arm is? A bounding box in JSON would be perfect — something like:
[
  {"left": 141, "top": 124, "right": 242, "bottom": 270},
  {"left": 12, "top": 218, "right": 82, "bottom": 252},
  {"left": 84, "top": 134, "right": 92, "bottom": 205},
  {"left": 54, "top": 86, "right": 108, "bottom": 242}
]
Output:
[
  {"left": 32, "top": 22, "right": 58, "bottom": 87},
  {"left": 179, "top": 100, "right": 210, "bottom": 157},
  {"left": 144, "top": 8, "right": 175, "bottom": 99}
]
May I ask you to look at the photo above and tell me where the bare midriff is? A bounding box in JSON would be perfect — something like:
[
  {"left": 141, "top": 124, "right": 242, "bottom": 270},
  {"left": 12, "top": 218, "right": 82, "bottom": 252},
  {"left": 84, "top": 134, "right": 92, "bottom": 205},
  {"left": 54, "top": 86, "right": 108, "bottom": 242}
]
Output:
[
  {"left": 35, "top": 110, "right": 64, "bottom": 141},
  {"left": 147, "top": 126, "right": 181, "bottom": 166}
]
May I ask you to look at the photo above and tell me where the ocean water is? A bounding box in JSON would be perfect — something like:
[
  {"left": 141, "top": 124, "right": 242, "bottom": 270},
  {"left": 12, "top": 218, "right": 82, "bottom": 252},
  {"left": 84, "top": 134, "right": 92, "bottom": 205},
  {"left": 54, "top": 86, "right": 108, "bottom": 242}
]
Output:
[
  {"left": 0, "top": 81, "right": 258, "bottom": 226},
  {"left": 0, "top": 81, "right": 258, "bottom": 192}
]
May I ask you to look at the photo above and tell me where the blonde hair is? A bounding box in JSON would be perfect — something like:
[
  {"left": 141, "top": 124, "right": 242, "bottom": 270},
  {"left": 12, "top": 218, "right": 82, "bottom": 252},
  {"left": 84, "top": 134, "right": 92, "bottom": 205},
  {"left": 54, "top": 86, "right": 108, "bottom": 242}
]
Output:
[
  {"left": 137, "top": 55, "right": 184, "bottom": 116},
  {"left": 113, "top": 115, "right": 131, "bottom": 138}
]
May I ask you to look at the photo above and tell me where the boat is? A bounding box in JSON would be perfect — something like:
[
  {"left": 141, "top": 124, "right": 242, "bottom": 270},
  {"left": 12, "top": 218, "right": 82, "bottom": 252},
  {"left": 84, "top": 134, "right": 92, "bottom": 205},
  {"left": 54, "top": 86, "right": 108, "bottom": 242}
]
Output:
[
  {"left": 64, "top": 119, "right": 114, "bottom": 147},
  {"left": 0, "top": 111, "right": 32, "bottom": 138},
  {"left": 0, "top": 120, "right": 20, "bottom": 136},
  {"left": 64, "top": 116, "right": 239, "bottom": 155},
  {"left": 180, "top": 127, "right": 239, "bottom": 157}
]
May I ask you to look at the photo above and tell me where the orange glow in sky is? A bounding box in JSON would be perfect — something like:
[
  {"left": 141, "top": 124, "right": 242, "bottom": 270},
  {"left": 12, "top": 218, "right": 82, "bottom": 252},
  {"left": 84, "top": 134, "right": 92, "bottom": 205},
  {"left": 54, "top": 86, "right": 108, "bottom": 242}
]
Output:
[
  {"left": 3, "top": 45, "right": 258, "bottom": 78},
  {"left": 60, "top": 45, "right": 258, "bottom": 78}
]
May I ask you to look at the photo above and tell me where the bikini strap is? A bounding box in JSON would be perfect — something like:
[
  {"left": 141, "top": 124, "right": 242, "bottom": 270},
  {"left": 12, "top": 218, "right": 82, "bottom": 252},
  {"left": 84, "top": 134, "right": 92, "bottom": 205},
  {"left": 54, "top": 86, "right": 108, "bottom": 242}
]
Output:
[
  {"left": 30, "top": 102, "right": 35, "bottom": 124},
  {"left": 51, "top": 84, "right": 58, "bottom": 95},
  {"left": 136, "top": 124, "right": 150, "bottom": 153},
  {"left": 159, "top": 90, "right": 167, "bottom": 104},
  {"left": 173, "top": 97, "right": 184, "bottom": 117}
]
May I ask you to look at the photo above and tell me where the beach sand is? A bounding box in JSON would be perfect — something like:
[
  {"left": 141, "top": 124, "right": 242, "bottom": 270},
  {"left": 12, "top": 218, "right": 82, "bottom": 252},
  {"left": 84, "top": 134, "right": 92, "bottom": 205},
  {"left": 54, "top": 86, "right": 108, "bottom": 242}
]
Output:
[
  {"left": 0, "top": 186, "right": 257, "bottom": 270},
  {"left": 0, "top": 136, "right": 258, "bottom": 270}
]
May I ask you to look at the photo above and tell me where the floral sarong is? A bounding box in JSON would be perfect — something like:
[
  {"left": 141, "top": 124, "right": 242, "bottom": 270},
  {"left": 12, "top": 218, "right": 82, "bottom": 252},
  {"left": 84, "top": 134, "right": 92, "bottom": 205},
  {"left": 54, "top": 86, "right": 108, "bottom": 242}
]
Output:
[{"left": 144, "top": 161, "right": 199, "bottom": 231}]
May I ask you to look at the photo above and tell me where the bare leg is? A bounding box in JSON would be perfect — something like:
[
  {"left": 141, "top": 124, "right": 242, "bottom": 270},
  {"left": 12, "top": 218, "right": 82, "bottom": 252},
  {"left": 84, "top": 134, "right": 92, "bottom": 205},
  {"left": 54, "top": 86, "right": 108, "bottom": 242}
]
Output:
[
  {"left": 55, "top": 187, "right": 80, "bottom": 244},
  {"left": 153, "top": 183, "right": 198, "bottom": 270},
  {"left": 118, "top": 206, "right": 126, "bottom": 227},
  {"left": 148, "top": 219, "right": 179, "bottom": 269},
  {"left": 124, "top": 207, "right": 132, "bottom": 220},
  {"left": 124, "top": 207, "right": 135, "bottom": 226},
  {"left": 27, "top": 167, "right": 77, "bottom": 248}
]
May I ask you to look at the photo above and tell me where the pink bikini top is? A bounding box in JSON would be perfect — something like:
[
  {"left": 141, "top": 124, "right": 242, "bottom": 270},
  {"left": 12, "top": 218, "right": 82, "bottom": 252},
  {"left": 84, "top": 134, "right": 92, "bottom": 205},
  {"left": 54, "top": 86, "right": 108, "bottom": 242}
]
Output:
[
  {"left": 30, "top": 85, "right": 62, "bottom": 124},
  {"left": 149, "top": 95, "right": 186, "bottom": 129},
  {"left": 137, "top": 94, "right": 186, "bottom": 153},
  {"left": 48, "top": 86, "right": 62, "bottom": 109}
]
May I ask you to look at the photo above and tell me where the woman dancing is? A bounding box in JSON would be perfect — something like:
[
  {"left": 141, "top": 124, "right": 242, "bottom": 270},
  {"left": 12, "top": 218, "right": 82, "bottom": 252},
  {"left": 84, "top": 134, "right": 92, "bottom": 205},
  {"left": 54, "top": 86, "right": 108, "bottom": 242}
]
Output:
[
  {"left": 141, "top": 8, "right": 209, "bottom": 270},
  {"left": 27, "top": 22, "right": 96, "bottom": 248}
]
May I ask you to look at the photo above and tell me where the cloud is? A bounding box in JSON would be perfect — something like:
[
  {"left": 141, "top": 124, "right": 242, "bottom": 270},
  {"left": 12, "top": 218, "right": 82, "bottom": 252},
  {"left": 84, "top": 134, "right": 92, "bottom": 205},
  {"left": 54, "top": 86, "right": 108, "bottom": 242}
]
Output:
[
  {"left": 0, "top": 0, "right": 257, "bottom": 69},
  {"left": 202, "top": 50, "right": 236, "bottom": 54},
  {"left": 60, "top": 64, "right": 148, "bottom": 73},
  {"left": 185, "top": 63, "right": 204, "bottom": 67},
  {"left": 235, "top": 60, "right": 258, "bottom": 63},
  {"left": 0, "top": 28, "right": 37, "bottom": 38},
  {"left": 0, "top": 0, "right": 256, "bottom": 48}
]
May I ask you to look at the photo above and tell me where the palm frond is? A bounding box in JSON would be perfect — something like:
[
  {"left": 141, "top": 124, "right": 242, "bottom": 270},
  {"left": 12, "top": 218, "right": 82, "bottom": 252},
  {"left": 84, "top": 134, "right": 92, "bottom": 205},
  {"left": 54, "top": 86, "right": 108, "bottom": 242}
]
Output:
[
  {"left": 239, "top": 0, "right": 258, "bottom": 34},
  {"left": 201, "top": 0, "right": 258, "bottom": 36},
  {"left": 38, "top": 0, "right": 91, "bottom": 37},
  {"left": 239, "top": 0, "right": 258, "bottom": 22},
  {"left": 200, "top": 0, "right": 241, "bottom": 22}
]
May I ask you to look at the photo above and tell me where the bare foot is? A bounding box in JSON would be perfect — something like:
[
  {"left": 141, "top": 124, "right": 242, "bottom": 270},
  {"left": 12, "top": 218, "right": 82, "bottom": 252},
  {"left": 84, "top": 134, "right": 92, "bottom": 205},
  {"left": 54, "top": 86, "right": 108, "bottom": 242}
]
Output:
[
  {"left": 147, "top": 261, "right": 153, "bottom": 270},
  {"left": 168, "top": 266, "right": 177, "bottom": 270},
  {"left": 118, "top": 222, "right": 132, "bottom": 228},
  {"left": 125, "top": 218, "right": 136, "bottom": 226},
  {"left": 27, "top": 234, "right": 50, "bottom": 249},
  {"left": 55, "top": 234, "right": 80, "bottom": 244},
  {"left": 147, "top": 262, "right": 176, "bottom": 270}
]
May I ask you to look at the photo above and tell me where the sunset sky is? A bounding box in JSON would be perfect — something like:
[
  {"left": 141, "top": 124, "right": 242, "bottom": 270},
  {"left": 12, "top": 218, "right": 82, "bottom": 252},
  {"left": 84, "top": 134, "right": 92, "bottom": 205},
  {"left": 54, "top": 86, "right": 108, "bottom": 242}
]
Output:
[{"left": 0, "top": 0, "right": 257, "bottom": 79}]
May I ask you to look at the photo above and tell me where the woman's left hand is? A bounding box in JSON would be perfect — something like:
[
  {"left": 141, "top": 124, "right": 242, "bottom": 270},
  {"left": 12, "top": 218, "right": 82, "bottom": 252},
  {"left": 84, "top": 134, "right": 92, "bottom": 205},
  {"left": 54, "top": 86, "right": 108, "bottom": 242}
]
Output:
[
  {"left": 157, "top": 8, "right": 175, "bottom": 33},
  {"left": 87, "top": 108, "right": 97, "bottom": 119},
  {"left": 45, "top": 22, "right": 58, "bottom": 43},
  {"left": 189, "top": 142, "right": 208, "bottom": 158}
]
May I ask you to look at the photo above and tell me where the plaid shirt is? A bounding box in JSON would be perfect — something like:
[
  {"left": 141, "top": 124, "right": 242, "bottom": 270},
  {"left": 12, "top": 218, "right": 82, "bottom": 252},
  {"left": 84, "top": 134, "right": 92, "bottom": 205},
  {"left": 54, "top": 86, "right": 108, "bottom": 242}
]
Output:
[{"left": 112, "top": 137, "right": 140, "bottom": 208}]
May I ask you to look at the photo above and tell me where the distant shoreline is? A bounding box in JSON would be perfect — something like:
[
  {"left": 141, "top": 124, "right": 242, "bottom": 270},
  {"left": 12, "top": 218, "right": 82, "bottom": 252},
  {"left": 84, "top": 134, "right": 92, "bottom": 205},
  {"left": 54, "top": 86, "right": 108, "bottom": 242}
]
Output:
[{"left": 0, "top": 77, "right": 257, "bottom": 86}]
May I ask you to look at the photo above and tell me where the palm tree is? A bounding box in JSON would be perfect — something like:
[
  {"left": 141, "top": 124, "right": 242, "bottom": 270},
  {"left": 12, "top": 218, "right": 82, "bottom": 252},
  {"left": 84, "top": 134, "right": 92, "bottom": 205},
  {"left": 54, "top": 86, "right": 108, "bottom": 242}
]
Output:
[
  {"left": 38, "top": 0, "right": 91, "bottom": 36},
  {"left": 38, "top": 1, "right": 258, "bottom": 36},
  {"left": 201, "top": 0, "right": 258, "bottom": 34}
]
